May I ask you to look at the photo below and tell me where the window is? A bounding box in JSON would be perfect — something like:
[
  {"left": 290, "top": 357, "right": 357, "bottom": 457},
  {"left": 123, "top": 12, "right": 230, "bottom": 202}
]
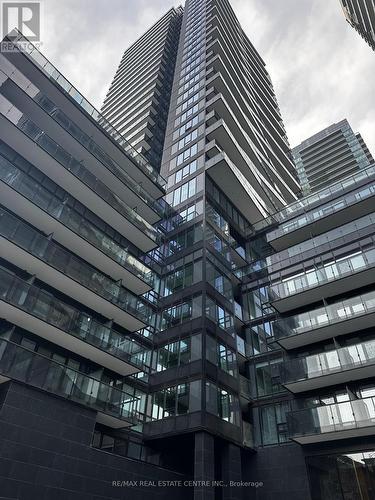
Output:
[
  {"left": 243, "top": 287, "right": 269, "bottom": 321},
  {"left": 163, "top": 262, "right": 194, "bottom": 296},
  {"left": 181, "top": 92, "right": 201, "bottom": 111},
  {"left": 206, "top": 203, "right": 230, "bottom": 236},
  {"left": 178, "top": 72, "right": 201, "bottom": 94},
  {"left": 206, "top": 336, "right": 237, "bottom": 376},
  {"left": 206, "top": 177, "right": 250, "bottom": 234},
  {"left": 176, "top": 144, "right": 198, "bottom": 167},
  {"left": 179, "top": 204, "right": 198, "bottom": 224},
  {"left": 206, "top": 259, "right": 233, "bottom": 301},
  {"left": 156, "top": 336, "right": 201, "bottom": 372},
  {"left": 255, "top": 358, "right": 284, "bottom": 397},
  {"left": 151, "top": 382, "right": 201, "bottom": 420},
  {"left": 205, "top": 226, "right": 232, "bottom": 264},
  {"left": 179, "top": 65, "right": 201, "bottom": 86},
  {"left": 247, "top": 322, "right": 274, "bottom": 356},
  {"left": 206, "top": 381, "right": 239, "bottom": 425},
  {"left": 259, "top": 403, "right": 290, "bottom": 445},
  {"left": 169, "top": 178, "right": 197, "bottom": 206},
  {"left": 177, "top": 129, "right": 198, "bottom": 151},
  {"left": 205, "top": 297, "right": 234, "bottom": 335},
  {"left": 160, "top": 301, "right": 192, "bottom": 331},
  {"left": 174, "top": 116, "right": 200, "bottom": 139},
  {"left": 175, "top": 104, "right": 199, "bottom": 126},
  {"left": 177, "top": 82, "right": 201, "bottom": 104},
  {"left": 163, "top": 223, "right": 203, "bottom": 257}
]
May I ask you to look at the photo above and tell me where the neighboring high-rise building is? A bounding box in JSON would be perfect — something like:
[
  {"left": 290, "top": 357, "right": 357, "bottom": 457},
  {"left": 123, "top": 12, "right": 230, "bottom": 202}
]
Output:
[
  {"left": 242, "top": 159, "right": 375, "bottom": 500},
  {"left": 340, "top": 0, "right": 375, "bottom": 50},
  {"left": 292, "top": 119, "right": 374, "bottom": 195},
  {"left": 1, "top": 1, "right": 375, "bottom": 500},
  {"left": 101, "top": 7, "right": 183, "bottom": 171}
]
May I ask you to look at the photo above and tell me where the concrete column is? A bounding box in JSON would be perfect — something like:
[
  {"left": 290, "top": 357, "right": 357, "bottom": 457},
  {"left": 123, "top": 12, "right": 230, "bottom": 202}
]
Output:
[
  {"left": 194, "top": 431, "right": 215, "bottom": 500},
  {"left": 222, "top": 442, "right": 242, "bottom": 500}
]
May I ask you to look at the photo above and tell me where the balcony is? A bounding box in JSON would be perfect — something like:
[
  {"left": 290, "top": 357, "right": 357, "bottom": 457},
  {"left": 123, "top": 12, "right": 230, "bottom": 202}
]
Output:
[
  {"left": 269, "top": 248, "right": 375, "bottom": 313},
  {"left": 205, "top": 115, "right": 295, "bottom": 214},
  {"left": 206, "top": 45, "right": 294, "bottom": 170},
  {"left": 0, "top": 155, "right": 153, "bottom": 294},
  {"left": 288, "top": 396, "right": 375, "bottom": 444},
  {"left": 205, "top": 90, "right": 297, "bottom": 197},
  {"left": 274, "top": 290, "right": 375, "bottom": 349},
  {"left": 266, "top": 175, "right": 375, "bottom": 251},
  {"left": 239, "top": 374, "right": 252, "bottom": 402},
  {"left": 205, "top": 147, "right": 268, "bottom": 224},
  {"left": 0, "top": 337, "right": 140, "bottom": 428},
  {"left": 251, "top": 164, "right": 375, "bottom": 237},
  {"left": 242, "top": 421, "right": 254, "bottom": 449},
  {"left": 0, "top": 73, "right": 165, "bottom": 226},
  {"left": 266, "top": 212, "right": 375, "bottom": 276},
  {"left": 205, "top": 143, "right": 277, "bottom": 225},
  {"left": 281, "top": 339, "right": 375, "bottom": 393},
  {"left": 7, "top": 30, "right": 166, "bottom": 198},
  {"left": 0, "top": 267, "right": 150, "bottom": 376},
  {"left": 0, "top": 208, "right": 152, "bottom": 331},
  {"left": 0, "top": 99, "right": 159, "bottom": 252}
]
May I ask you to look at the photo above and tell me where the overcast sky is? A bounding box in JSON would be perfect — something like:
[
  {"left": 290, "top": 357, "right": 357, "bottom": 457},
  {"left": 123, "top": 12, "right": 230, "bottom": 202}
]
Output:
[{"left": 39, "top": 0, "right": 375, "bottom": 152}]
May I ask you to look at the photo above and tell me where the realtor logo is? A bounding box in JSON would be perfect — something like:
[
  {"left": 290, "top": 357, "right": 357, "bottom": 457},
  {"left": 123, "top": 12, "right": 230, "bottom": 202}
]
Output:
[{"left": 1, "top": 1, "right": 40, "bottom": 40}]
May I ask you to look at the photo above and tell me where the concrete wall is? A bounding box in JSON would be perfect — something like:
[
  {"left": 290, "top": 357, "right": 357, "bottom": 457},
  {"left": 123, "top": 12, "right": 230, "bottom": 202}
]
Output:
[{"left": 0, "top": 381, "right": 192, "bottom": 500}]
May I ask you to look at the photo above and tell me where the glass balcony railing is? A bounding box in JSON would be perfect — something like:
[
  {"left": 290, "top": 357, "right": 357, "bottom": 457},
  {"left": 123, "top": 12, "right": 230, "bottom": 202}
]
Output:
[
  {"left": 239, "top": 375, "right": 252, "bottom": 399},
  {"left": 267, "top": 212, "right": 375, "bottom": 269},
  {"left": 0, "top": 94, "right": 160, "bottom": 244},
  {"left": 0, "top": 266, "right": 151, "bottom": 369},
  {"left": 252, "top": 163, "right": 375, "bottom": 234},
  {"left": 287, "top": 396, "right": 375, "bottom": 439},
  {"left": 0, "top": 67, "right": 166, "bottom": 219},
  {"left": 44, "top": 104, "right": 165, "bottom": 218},
  {"left": 6, "top": 30, "right": 166, "bottom": 190},
  {"left": 236, "top": 335, "right": 246, "bottom": 356},
  {"left": 0, "top": 153, "right": 154, "bottom": 286},
  {"left": 275, "top": 290, "right": 375, "bottom": 340},
  {"left": 0, "top": 337, "right": 141, "bottom": 423},
  {"left": 234, "top": 301, "right": 243, "bottom": 321},
  {"left": 0, "top": 207, "right": 152, "bottom": 325},
  {"left": 236, "top": 211, "right": 375, "bottom": 280},
  {"left": 269, "top": 248, "right": 375, "bottom": 302},
  {"left": 266, "top": 179, "right": 375, "bottom": 242},
  {"left": 281, "top": 339, "right": 375, "bottom": 385},
  {"left": 242, "top": 421, "right": 254, "bottom": 448}
]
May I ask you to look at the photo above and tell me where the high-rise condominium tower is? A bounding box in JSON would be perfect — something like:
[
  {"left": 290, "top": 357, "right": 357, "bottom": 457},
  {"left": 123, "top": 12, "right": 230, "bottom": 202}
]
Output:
[
  {"left": 292, "top": 119, "right": 374, "bottom": 195},
  {"left": 1, "top": 1, "right": 375, "bottom": 499},
  {"left": 101, "top": 7, "right": 183, "bottom": 171},
  {"left": 340, "top": 0, "right": 375, "bottom": 50}
]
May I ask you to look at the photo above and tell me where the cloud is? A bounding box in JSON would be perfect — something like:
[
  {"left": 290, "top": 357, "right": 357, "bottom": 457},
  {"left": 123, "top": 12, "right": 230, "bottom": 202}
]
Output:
[
  {"left": 231, "top": 0, "right": 375, "bottom": 152},
  {"left": 40, "top": 0, "right": 375, "bottom": 154}
]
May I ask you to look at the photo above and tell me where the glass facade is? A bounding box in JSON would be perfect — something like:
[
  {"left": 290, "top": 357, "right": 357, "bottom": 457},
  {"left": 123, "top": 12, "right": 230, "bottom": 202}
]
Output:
[
  {"left": 1, "top": 1, "right": 375, "bottom": 498},
  {"left": 307, "top": 451, "right": 375, "bottom": 500}
]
